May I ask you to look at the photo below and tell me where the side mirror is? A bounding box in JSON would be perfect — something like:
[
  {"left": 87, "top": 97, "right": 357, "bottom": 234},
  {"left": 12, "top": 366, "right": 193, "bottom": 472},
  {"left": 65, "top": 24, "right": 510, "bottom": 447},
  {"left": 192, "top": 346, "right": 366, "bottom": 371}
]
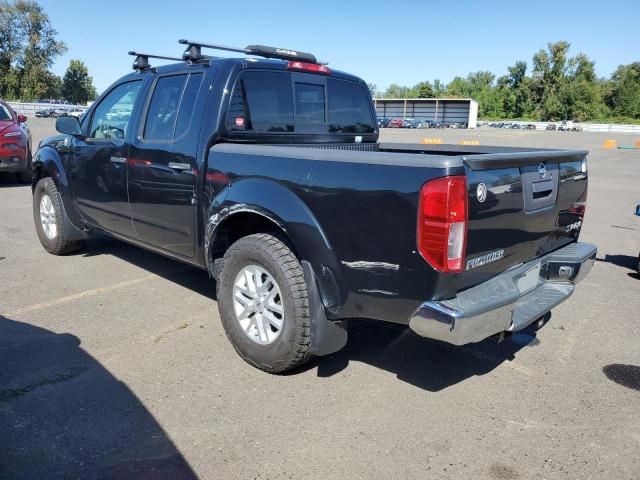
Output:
[
  {"left": 55, "top": 115, "right": 82, "bottom": 136},
  {"left": 17, "top": 114, "right": 27, "bottom": 123},
  {"left": 635, "top": 204, "right": 640, "bottom": 216}
]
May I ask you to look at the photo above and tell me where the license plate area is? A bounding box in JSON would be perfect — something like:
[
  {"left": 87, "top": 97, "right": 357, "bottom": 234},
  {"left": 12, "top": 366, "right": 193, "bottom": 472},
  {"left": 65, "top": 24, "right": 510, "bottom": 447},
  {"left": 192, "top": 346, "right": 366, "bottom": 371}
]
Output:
[{"left": 517, "top": 263, "right": 541, "bottom": 294}]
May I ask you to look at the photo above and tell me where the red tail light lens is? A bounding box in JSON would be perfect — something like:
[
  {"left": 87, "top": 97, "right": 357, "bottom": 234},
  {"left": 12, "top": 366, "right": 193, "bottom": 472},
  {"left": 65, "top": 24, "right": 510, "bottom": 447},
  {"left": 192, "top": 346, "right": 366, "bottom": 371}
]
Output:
[
  {"left": 287, "top": 61, "right": 331, "bottom": 75},
  {"left": 417, "top": 176, "right": 468, "bottom": 273}
]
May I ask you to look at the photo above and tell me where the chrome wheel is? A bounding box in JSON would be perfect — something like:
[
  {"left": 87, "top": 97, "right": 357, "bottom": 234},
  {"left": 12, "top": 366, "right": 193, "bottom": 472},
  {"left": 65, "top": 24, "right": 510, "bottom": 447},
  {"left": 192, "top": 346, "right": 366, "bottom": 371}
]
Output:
[
  {"left": 39, "top": 194, "right": 57, "bottom": 240},
  {"left": 233, "top": 264, "right": 284, "bottom": 345}
]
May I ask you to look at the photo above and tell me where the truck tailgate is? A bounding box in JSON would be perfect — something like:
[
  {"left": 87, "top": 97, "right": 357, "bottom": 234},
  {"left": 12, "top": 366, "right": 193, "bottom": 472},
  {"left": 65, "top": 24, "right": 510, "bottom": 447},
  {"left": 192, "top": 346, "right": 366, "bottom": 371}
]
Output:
[{"left": 458, "top": 150, "right": 588, "bottom": 291}]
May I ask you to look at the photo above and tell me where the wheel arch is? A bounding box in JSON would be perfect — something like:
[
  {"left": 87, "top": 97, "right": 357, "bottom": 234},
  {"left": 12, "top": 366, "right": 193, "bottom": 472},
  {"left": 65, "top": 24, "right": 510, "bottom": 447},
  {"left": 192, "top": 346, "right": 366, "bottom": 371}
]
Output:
[{"left": 206, "top": 178, "right": 342, "bottom": 312}]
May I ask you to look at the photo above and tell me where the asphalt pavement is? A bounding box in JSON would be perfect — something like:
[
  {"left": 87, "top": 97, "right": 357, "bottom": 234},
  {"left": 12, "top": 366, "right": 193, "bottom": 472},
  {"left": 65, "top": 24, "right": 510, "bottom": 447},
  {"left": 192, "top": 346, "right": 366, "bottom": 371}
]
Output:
[{"left": 1, "top": 118, "right": 639, "bottom": 479}]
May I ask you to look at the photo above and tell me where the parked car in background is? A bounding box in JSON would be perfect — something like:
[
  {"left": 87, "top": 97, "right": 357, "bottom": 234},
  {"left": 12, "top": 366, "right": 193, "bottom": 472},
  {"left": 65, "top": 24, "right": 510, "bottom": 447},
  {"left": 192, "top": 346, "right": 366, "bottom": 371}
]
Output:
[
  {"left": 0, "top": 100, "right": 32, "bottom": 182},
  {"left": 546, "top": 124, "right": 557, "bottom": 131},
  {"left": 65, "top": 108, "right": 86, "bottom": 118},
  {"left": 402, "top": 118, "right": 419, "bottom": 128},
  {"left": 377, "top": 118, "right": 390, "bottom": 128},
  {"left": 558, "top": 121, "right": 574, "bottom": 131},
  {"left": 35, "top": 108, "right": 56, "bottom": 118},
  {"left": 387, "top": 118, "right": 404, "bottom": 128},
  {"left": 417, "top": 120, "right": 433, "bottom": 129}
]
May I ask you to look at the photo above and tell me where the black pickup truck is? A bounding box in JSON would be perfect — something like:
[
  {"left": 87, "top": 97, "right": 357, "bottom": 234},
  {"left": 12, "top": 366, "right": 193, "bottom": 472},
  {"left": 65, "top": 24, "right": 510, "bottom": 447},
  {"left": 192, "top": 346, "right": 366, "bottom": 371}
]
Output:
[{"left": 31, "top": 40, "right": 596, "bottom": 373}]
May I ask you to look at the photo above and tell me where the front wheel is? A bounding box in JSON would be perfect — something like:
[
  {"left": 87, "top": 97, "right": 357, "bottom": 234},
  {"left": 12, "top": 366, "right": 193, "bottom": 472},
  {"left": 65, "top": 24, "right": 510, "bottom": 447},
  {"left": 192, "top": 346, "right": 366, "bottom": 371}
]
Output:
[
  {"left": 216, "top": 233, "right": 312, "bottom": 373},
  {"left": 33, "top": 177, "right": 84, "bottom": 255}
]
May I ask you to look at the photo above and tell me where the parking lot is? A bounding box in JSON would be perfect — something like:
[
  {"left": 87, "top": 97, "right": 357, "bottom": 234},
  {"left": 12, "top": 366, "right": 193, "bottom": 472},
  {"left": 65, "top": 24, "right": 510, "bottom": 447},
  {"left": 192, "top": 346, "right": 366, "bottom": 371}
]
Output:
[{"left": 1, "top": 118, "right": 639, "bottom": 479}]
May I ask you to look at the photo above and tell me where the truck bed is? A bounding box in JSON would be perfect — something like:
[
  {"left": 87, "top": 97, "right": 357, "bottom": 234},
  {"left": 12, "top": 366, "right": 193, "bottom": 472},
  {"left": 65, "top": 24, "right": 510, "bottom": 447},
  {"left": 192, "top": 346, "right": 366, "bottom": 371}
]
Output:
[{"left": 209, "top": 142, "right": 588, "bottom": 324}]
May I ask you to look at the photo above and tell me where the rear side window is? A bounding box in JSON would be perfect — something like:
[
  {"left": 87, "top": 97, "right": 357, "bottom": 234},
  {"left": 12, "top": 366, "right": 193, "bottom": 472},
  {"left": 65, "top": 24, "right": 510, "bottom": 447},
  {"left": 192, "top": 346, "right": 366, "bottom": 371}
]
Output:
[
  {"left": 226, "top": 71, "right": 375, "bottom": 134},
  {"left": 144, "top": 73, "right": 203, "bottom": 141},
  {"left": 227, "top": 71, "right": 294, "bottom": 133}
]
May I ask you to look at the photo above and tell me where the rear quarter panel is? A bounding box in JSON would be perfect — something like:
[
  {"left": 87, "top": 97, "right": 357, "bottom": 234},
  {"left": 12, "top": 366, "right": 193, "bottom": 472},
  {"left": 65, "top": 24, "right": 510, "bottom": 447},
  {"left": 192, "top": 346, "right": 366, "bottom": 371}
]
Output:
[{"left": 207, "top": 147, "right": 464, "bottom": 324}]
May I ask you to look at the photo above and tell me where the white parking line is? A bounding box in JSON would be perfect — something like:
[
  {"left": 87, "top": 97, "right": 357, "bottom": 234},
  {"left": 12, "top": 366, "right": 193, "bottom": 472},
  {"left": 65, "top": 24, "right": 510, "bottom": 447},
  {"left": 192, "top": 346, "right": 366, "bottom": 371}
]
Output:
[{"left": 4, "top": 273, "right": 161, "bottom": 318}]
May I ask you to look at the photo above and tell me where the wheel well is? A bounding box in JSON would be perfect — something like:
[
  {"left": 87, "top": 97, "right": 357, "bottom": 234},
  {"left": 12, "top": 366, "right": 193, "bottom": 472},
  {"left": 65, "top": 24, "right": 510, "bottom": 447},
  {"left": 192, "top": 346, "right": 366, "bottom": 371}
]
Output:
[
  {"left": 31, "top": 165, "right": 48, "bottom": 191},
  {"left": 209, "top": 211, "right": 299, "bottom": 273}
]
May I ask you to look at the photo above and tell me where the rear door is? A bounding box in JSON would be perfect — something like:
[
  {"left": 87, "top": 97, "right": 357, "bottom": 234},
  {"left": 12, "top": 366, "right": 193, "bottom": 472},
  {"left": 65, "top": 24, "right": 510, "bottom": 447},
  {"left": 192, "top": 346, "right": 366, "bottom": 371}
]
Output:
[
  {"left": 72, "top": 81, "right": 143, "bottom": 237},
  {"left": 127, "top": 72, "right": 205, "bottom": 257}
]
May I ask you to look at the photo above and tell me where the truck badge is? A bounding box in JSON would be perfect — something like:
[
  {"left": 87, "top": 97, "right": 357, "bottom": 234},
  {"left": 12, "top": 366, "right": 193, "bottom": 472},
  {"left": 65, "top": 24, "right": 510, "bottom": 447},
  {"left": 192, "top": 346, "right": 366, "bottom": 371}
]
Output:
[{"left": 538, "top": 163, "right": 547, "bottom": 179}]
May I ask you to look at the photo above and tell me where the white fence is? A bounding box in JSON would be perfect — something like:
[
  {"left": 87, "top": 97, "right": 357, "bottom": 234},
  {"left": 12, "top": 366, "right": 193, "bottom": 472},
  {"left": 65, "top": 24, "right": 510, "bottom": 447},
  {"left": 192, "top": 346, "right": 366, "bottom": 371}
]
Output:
[
  {"left": 482, "top": 120, "right": 640, "bottom": 134},
  {"left": 7, "top": 101, "right": 88, "bottom": 116}
]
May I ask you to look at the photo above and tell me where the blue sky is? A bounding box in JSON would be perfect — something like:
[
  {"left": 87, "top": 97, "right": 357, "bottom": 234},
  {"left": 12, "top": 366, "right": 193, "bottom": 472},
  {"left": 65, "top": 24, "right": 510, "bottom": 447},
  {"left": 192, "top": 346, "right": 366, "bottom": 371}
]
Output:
[{"left": 40, "top": 0, "right": 639, "bottom": 94}]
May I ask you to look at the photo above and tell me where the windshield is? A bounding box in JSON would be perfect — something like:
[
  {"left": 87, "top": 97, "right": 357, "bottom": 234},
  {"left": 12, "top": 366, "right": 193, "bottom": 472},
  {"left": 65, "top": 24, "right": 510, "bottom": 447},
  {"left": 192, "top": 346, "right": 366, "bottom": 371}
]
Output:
[{"left": 0, "top": 104, "right": 13, "bottom": 121}]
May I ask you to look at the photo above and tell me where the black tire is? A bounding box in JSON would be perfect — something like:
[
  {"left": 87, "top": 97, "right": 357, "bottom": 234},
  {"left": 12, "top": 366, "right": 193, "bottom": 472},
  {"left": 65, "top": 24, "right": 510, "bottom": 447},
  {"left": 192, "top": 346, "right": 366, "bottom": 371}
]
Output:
[
  {"left": 216, "top": 233, "right": 312, "bottom": 373},
  {"left": 33, "top": 177, "right": 84, "bottom": 255}
]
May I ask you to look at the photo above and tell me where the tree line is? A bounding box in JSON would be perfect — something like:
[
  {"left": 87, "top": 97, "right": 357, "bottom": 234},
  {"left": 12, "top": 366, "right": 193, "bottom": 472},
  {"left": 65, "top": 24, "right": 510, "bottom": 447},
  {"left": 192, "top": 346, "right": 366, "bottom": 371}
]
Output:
[
  {"left": 0, "top": 0, "right": 96, "bottom": 104},
  {"left": 369, "top": 41, "right": 640, "bottom": 123}
]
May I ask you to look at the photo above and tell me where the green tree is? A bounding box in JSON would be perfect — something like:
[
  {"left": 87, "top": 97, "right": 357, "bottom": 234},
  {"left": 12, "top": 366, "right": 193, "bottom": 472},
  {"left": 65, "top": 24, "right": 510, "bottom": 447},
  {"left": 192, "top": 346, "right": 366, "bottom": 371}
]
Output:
[
  {"left": 413, "top": 81, "right": 434, "bottom": 98},
  {"left": 61, "top": 59, "right": 96, "bottom": 104},
  {"left": 607, "top": 63, "right": 640, "bottom": 119},
  {"left": 0, "top": 0, "right": 66, "bottom": 100},
  {"left": 367, "top": 82, "right": 379, "bottom": 98}
]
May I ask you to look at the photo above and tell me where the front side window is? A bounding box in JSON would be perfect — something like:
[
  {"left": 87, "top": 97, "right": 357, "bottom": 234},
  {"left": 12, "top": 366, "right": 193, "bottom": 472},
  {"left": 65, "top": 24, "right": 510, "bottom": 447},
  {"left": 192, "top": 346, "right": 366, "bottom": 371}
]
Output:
[{"left": 89, "top": 82, "right": 142, "bottom": 140}]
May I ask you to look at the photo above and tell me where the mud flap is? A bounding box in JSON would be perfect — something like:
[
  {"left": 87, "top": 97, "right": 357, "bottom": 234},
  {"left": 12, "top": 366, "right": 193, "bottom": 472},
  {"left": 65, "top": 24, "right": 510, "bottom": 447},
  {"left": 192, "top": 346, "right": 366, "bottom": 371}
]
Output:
[{"left": 302, "top": 261, "right": 348, "bottom": 356}]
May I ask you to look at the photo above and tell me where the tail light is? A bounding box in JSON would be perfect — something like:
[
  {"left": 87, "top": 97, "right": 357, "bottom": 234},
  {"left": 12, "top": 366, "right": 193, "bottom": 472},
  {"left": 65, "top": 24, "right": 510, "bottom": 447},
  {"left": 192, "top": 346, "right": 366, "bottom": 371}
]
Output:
[
  {"left": 287, "top": 61, "right": 331, "bottom": 75},
  {"left": 417, "top": 176, "right": 468, "bottom": 273}
]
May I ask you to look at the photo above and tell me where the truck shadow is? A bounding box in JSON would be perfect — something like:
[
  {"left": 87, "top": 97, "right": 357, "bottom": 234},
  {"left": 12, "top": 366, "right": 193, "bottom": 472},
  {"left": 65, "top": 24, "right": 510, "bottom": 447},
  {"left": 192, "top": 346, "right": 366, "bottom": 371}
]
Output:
[
  {"left": 0, "top": 315, "right": 198, "bottom": 479},
  {"left": 301, "top": 319, "right": 541, "bottom": 392},
  {"left": 81, "top": 233, "right": 216, "bottom": 300},
  {"left": 0, "top": 174, "right": 29, "bottom": 188},
  {"left": 75, "top": 235, "right": 537, "bottom": 392}
]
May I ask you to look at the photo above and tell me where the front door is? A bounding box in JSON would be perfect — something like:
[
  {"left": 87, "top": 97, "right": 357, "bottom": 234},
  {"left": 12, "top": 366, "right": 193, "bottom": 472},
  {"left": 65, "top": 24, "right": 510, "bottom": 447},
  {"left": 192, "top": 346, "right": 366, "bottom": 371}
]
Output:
[
  {"left": 72, "top": 81, "right": 143, "bottom": 237},
  {"left": 127, "top": 72, "right": 204, "bottom": 257}
]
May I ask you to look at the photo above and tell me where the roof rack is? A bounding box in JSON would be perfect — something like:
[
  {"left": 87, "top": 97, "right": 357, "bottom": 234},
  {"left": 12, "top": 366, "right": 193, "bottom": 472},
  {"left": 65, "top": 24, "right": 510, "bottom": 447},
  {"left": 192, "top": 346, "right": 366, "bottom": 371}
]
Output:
[
  {"left": 128, "top": 51, "right": 184, "bottom": 71},
  {"left": 178, "top": 39, "right": 318, "bottom": 64}
]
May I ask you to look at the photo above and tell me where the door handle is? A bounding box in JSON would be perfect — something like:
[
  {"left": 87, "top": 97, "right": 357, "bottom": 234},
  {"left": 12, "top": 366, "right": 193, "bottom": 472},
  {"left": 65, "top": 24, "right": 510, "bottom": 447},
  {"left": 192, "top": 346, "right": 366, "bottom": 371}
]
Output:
[
  {"left": 110, "top": 156, "right": 126, "bottom": 164},
  {"left": 168, "top": 162, "right": 191, "bottom": 172}
]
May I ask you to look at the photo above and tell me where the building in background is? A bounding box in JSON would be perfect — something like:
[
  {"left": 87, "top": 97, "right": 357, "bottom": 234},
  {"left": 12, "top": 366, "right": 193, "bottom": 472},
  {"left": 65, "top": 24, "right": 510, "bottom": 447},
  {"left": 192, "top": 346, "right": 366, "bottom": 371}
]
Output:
[{"left": 374, "top": 98, "right": 478, "bottom": 128}]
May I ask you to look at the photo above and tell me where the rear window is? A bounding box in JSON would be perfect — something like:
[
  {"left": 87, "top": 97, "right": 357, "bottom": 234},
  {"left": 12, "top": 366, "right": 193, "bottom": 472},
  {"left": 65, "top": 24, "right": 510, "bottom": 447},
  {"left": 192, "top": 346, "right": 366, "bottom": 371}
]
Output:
[
  {"left": 227, "top": 71, "right": 374, "bottom": 134},
  {"left": 227, "top": 71, "right": 294, "bottom": 133}
]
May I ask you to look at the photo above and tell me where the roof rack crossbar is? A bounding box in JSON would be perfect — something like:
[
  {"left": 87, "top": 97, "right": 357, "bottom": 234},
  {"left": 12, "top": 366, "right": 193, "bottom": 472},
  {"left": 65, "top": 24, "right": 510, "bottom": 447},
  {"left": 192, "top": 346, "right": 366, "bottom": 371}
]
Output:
[
  {"left": 128, "top": 51, "right": 184, "bottom": 71},
  {"left": 178, "top": 39, "right": 318, "bottom": 64}
]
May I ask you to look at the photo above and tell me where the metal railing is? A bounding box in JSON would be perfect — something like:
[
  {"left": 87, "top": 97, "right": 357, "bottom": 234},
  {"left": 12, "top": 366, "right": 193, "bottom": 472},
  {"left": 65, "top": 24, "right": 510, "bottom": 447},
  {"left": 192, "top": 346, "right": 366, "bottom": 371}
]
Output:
[{"left": 7, "top": 101, "right": 89, "bottom": 116}]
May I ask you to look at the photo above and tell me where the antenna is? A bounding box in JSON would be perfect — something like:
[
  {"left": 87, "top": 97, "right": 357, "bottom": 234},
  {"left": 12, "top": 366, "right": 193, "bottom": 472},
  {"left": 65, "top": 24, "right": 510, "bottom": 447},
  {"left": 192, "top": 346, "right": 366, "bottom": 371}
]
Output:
[
  {"left": 178, "top": 39, "right": 318, "bottom": 64},
  {"left": 128, "top": 51, "right": 184, "bottom": 71}
]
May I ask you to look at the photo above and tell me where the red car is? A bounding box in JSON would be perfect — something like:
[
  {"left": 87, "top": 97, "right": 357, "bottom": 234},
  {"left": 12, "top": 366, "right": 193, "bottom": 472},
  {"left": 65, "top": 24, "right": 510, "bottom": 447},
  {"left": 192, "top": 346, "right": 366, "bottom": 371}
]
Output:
[
  {"left": 387, "top": 118, "right": 404, "bottom": 128},
  {"left": 0, "top": 100, "right": 32, "bottom": 183}
]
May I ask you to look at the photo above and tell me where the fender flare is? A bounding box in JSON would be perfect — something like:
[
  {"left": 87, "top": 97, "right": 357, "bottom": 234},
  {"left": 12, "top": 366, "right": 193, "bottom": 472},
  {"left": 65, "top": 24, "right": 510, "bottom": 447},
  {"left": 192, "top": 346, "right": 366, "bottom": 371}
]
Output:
[
  {"left": 205, "top": 178, "right": 342, "bottom": 312},
  {"left": 32, "top": 146, "right": 86, "bottom": 240}
]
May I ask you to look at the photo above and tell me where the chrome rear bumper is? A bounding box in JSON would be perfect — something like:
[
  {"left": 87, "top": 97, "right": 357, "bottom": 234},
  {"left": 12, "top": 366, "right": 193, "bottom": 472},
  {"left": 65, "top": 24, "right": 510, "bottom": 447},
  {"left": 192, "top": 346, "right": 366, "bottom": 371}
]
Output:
[{"left": 409, "top": 242, "right": 596, "bottom": 345}]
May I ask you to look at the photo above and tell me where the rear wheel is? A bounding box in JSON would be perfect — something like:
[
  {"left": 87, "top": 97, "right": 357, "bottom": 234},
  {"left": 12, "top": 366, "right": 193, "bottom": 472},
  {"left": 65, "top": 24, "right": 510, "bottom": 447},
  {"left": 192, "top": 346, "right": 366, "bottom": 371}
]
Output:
[
  {"left": 216, "top": 233, "right": 312, "bottom": 373},
  {"left": 33, "top": 177, "right": 84, "bottom": 255}
]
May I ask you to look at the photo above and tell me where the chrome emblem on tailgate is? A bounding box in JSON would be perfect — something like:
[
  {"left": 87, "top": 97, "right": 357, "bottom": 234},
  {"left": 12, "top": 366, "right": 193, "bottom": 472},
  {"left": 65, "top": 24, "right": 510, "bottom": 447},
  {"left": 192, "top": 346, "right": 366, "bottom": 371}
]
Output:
[
  {"left": 538, "top": 163, "right": 547, "bottom": 178},
  {"left": 466, "top": 249, "right": 505, "bottom": 270},
  {"left": 476, "top": 183, "right": 487, "bottom": 203}
]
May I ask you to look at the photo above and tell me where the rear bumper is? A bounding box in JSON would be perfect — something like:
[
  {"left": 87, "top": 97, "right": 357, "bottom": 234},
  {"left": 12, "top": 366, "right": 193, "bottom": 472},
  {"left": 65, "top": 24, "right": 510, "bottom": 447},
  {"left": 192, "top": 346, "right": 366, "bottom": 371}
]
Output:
[
  {"left": 409, "top": 242, "right": 597, "bottom": 345},
  {"left": 0, "top": 155, "right": 28, "bottom": 173}
]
